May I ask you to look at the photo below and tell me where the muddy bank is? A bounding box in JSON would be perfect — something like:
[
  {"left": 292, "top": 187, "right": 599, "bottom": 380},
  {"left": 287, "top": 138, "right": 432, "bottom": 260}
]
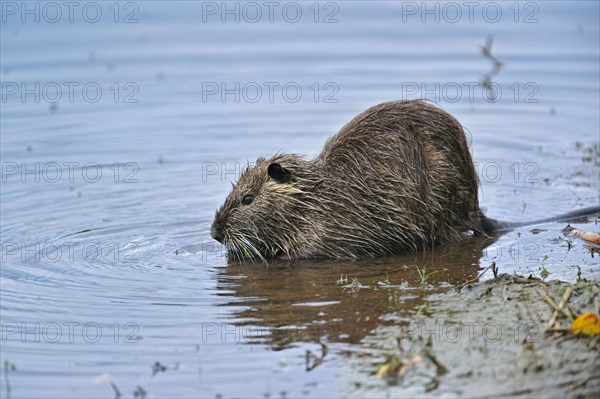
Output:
[{"left": 351, "top": 274, "right": 600, "bottom": 398}]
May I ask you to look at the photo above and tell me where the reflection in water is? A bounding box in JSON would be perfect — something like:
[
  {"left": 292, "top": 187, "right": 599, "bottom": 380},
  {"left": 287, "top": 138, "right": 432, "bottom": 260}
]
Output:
[{"left": 217, "top": 235, "right": 498, "bottom": 349}]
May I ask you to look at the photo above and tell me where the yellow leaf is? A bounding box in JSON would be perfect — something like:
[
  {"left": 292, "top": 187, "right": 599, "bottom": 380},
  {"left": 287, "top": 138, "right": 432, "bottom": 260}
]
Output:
[{"left": 571, "top": 312, "right": 600, "bottom": 336}]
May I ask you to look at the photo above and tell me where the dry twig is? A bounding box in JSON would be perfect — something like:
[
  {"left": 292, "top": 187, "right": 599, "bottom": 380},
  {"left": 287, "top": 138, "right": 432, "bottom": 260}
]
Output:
[{"left": 545, "top": 287, "right": 573, "bottom": 331}]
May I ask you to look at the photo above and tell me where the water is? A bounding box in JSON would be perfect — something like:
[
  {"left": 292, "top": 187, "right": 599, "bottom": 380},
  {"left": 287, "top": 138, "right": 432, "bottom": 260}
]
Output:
[{"left": 1, "top": 1, "right": 599, "bottom": 397}]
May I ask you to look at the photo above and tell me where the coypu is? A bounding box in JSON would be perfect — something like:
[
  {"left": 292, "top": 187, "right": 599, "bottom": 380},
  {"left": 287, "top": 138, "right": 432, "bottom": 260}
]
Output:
[{"left": 211, "top": 100, "right": 599, "bottom": 260}]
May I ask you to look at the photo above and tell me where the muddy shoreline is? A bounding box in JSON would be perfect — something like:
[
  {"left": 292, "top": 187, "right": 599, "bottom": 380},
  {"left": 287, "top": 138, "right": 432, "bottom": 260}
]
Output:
[{"left": 352, "top": 273, "right": 600, "bottom": 398}]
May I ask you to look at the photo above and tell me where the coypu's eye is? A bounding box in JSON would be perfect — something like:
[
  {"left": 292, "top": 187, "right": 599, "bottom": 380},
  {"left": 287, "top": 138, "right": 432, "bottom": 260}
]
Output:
[{"left": 241, "top": 194, "right": 254, "bottom": 205}]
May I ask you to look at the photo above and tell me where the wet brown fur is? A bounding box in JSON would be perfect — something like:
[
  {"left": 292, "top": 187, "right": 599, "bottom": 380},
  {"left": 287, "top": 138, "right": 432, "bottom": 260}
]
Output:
[{"left": 211, "top": 100, "right": 489, "bottom": 260}]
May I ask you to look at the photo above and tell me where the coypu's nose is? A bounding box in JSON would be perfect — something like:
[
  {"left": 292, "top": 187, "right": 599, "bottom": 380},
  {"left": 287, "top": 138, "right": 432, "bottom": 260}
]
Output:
[{"left": 210, "top": 223, "right": 223, "bottom": 243}]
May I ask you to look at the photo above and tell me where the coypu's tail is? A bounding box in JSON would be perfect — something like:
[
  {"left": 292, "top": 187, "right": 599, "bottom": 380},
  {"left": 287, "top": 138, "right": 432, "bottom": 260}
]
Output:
[{"left": 482, "top": 205, "right": 600, "bottom": 233}]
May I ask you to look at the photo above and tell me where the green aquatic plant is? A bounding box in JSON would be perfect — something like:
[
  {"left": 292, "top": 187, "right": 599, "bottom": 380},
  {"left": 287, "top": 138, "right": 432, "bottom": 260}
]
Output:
[
  {"left": 416, "top": 266, "right": 437, "bottom": 285},
  {"left": 337, "top": 274, "right": 348, "bottom": 285},
  {"left": 539, "top": 255, "right": 549, "bottom": 281},
  {"left": 415, "top": 303, "right": 428, "bottom": 315}
]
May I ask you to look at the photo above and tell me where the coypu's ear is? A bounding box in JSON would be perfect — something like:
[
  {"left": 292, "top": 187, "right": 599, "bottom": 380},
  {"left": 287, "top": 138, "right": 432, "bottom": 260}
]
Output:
[{"left": 267, "top": 163, "right": 291, "bottom": 183}]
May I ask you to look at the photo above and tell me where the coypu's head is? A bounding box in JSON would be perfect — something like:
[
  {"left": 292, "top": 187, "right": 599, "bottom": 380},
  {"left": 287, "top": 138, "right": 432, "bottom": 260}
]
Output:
[{"left": 211, "top": 154, "right": 321, "bottom": 261}]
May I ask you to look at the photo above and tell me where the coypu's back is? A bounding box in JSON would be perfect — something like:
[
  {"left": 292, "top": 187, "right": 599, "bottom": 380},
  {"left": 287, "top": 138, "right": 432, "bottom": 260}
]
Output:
[
  {"left": 212, "top": 100, "right": 493, "bottom": 259},
  {"left": 310, "top": 100, "right": 486, "bottom": 256}
]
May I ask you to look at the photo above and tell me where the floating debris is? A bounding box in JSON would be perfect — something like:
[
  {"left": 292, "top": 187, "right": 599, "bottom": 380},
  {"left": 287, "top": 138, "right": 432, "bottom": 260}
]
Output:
[
  {"left": 479, "top": 35, "right": 503, "bottom": 100},
  {"left": 564, "top": 225, "right": 600, "bottom": 246}
]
